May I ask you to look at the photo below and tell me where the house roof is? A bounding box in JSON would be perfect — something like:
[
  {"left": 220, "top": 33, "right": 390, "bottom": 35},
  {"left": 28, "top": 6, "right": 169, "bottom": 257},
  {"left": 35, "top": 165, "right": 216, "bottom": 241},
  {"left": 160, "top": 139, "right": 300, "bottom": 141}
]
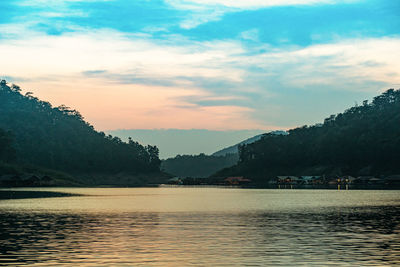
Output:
[
  {"left": 224, "top": 177, "right": 251, "bottom": 182},
  {"left": 168, "top": 177, "right": 181, "bottom": 182}
]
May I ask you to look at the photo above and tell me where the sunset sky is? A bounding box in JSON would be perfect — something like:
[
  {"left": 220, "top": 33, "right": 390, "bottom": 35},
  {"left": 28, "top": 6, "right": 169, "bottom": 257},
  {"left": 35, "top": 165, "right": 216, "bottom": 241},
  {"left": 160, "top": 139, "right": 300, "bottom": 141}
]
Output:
[{"left": 1, "top": 0, "right": 399, "bottom": 132}]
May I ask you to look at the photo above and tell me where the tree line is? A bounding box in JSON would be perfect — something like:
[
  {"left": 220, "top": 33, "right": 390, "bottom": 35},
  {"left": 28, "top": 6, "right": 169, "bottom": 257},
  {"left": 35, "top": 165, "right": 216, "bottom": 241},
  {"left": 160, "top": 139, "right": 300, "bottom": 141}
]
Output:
[
  {"left": 161, "top": 153, "right": 238, "bottom": 178},
  {"left": 0, "top": 80, "right": 161, "bottom": 176},
  {"left": 215, "top": 89, "right": 400, "bottom": 182}
]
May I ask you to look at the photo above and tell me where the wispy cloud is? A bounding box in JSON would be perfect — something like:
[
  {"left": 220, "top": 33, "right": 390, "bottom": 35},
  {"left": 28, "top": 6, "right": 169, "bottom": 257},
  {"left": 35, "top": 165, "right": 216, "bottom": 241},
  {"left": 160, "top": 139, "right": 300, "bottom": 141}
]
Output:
[
  {"left": 166, "top": 0, "right": 349, "bottom": 9},
  {"left": 239, "top": 29, "right": 259, "bottom": 42},
  {"left": 0, "top": 27, "right": 247, "bottom": 82},
  {"left": 166, "top": 0, "right": 358, "bottom": 28},
  {"left": 0, "top": 0, "right": 399, "bottom": 130},
  {"left": 1, "top": 19, "right": 399, "bottom": 129},
  {"left": 268, "top": 38, "right": 400, "bottom": 89},
  {"left": 178, "top": 8, "right": 226, "bottom": 29},
  {"left": 17, "top": 0, "right": 110, "bottom": 7}
]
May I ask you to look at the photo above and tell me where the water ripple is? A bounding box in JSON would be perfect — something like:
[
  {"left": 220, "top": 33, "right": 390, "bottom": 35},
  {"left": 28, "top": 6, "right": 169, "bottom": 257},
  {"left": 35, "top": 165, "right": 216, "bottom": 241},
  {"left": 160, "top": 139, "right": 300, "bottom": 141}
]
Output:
[{"left": 0, "top": 189, "right": 399, "bottom": 266}]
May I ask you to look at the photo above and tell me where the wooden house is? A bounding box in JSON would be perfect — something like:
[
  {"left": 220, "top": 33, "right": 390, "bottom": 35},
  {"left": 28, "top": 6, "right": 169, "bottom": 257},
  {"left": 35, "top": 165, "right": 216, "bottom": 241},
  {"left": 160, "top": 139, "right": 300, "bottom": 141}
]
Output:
[
  {"left": 277, "top": 176, "right": 299, "bottom": 184},
  {"left": 224, "top": 176, "right": 251, "bottom": 185}
]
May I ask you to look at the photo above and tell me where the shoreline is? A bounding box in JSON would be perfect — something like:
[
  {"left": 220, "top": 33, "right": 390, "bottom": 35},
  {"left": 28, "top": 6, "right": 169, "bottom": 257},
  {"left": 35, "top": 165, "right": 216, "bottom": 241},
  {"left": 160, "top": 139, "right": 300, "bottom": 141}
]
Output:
[
  {"left": 1, "top": 185, "right": 399, "bottom": 201},
  {"left": 0, "top": 190, "right": 81, "bottom": 200}
]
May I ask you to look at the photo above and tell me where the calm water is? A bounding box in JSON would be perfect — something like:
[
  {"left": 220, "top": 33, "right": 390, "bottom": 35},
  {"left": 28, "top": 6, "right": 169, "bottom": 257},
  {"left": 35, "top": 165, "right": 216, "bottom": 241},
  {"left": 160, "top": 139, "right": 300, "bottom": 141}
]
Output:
[{"left": 0, "top": 188, "right": 399, "bottom": 266}]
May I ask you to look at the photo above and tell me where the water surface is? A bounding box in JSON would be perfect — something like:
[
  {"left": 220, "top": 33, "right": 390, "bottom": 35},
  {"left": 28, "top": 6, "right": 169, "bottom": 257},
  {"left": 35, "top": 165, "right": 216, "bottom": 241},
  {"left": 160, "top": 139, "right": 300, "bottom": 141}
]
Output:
[{"left": 0, "top": 188, "right": 399, "bottom": 266}]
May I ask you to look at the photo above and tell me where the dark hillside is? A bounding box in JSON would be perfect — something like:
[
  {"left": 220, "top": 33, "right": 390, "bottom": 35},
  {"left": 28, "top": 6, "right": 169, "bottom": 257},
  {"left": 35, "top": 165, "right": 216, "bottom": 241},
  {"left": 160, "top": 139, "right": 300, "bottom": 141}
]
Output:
[
  {"left": 161, "top": 153, "right": 238, "bottom": 178},
  {"left": 216, "top": 89, "right": 400, "bottom": 183},
  {"left": 0, "top": 128, "right": 15, "bottom": 162},
  {"left": 162, "top": 131, "right": 286, "bottom": 178},
  {"left": 212, "top": 131, "right": 287, "bottom": 156},
  {"left": 0, "top": 80, "right": 163, "bottom": 184}
]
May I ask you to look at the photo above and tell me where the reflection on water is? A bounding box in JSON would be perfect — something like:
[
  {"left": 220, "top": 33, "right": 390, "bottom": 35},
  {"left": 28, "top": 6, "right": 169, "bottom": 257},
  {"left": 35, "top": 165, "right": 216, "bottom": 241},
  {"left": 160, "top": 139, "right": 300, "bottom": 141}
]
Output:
[{"left": 0, "top": 188, "right": 399, "bottom": 266}]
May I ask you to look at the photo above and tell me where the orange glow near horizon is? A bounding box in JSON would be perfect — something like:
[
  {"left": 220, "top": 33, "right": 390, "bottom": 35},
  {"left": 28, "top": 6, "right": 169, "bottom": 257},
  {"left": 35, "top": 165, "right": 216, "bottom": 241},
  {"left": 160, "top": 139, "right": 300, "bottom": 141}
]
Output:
[
  {"left": 15, "top": 79, "right": 272, "bottom": 131},
  {"left": 2, "top": 30, "right": 399, "bottom": 131}
]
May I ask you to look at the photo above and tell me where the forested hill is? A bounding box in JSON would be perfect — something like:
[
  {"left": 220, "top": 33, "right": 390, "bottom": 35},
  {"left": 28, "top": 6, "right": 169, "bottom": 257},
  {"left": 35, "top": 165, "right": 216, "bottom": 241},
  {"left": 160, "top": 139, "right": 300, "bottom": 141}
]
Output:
[
  {"left": 212, "top": 131, "right": 287, "bottom": 157},
  {"left": 216, "top": 89, "right": 400, "bottom": 182},
  {"left": 0, "top": 128, "right": 15, "bottom": 163},
  {"left": 161, "top": 153, "right": 239, "bottom": 178},
  {"left": 161, "top": 131, "right": 287, "bottom": 178},
  {"left": 0, "top": 80, "right": 164, "bottom": 185}
]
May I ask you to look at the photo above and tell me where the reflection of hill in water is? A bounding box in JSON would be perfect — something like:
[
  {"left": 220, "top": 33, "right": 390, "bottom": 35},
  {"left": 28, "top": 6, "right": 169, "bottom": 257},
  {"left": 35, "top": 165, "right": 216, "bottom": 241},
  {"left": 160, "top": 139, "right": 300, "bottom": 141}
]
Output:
[{"left": 0, "top": 190, "right": 78, "bottom": 200}]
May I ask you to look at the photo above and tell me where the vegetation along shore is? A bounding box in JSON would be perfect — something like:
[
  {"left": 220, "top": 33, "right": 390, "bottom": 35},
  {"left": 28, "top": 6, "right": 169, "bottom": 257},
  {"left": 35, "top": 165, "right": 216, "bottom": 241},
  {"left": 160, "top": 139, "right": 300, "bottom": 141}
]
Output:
[{"left": 1, "top": 80, "right": 399, "bottom": 188}]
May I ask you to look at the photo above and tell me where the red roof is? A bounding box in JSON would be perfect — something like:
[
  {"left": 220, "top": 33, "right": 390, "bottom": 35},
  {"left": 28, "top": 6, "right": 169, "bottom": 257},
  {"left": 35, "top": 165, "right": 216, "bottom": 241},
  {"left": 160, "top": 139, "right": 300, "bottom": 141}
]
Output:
[{"left": 224, "top": 176, "right": 251, "bottom": 182}]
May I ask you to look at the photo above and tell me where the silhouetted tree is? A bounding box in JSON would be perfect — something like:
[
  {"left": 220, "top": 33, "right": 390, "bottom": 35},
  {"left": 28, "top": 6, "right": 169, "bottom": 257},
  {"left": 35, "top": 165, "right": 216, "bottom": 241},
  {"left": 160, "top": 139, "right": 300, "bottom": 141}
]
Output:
[
  {"left": 216, "top": 89, "right": 400, "bottom": 181},
  {"left": 0, "top": 80, "right": 161, "bottom": 176}
]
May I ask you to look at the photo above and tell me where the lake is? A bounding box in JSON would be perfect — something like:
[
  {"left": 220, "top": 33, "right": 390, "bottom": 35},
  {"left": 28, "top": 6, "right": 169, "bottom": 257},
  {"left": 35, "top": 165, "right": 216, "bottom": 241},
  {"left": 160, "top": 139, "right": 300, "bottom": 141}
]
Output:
[{"left": 0, "top": 188, "right": 399, "bottom": 266}]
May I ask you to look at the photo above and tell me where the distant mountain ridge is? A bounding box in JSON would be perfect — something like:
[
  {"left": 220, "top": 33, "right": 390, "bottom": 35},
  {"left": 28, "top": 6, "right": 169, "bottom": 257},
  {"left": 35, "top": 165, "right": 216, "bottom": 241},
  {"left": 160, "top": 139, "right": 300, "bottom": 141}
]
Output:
[
  {"left": 161, "top": 130, "right": 287, "bottom": 178},
  {"left": 212, "top": 131, "right": 287, "bottom": 156},
  {"left": 108, "top": 129, "right": 265, "bottom": 159},
  {"left": 161, "top": 153, "right": 239, "bottom": 178}
]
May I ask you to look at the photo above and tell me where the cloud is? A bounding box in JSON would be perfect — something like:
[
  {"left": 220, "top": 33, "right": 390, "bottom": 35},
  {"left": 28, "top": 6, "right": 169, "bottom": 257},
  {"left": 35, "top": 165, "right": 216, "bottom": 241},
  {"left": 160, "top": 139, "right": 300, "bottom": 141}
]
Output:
[
  {"left": 166, "top": 0, "right": 358, "bottom": 28},
  {"left": 266, "top": 37, "right": 400, "bottom": 89},
  {"left": 0, "top": 27, "right": 248, "bottom": 84},
  {"left": 240, "top": 29, "right": 259, "bottom": 42},
  {"left": 176, "top": 94, "right": 247, "bottom": 107},
  {"left": 0, "top": 27, "right": 259, "bottom": 130},
  {"left": 1, "top": 19, "right": 399, "bottom": 130},
  {"left": 166, "top": 0, "right": 344, "bottom": 9},
  {"left": 15, "top": 0, "right": 92, "bottom": 19},
  {"left": 17, "top": 0, "right": 111, "bottom": 7},
  {"left": 178, "top": 8, "right": 226, "bottom": 29}
]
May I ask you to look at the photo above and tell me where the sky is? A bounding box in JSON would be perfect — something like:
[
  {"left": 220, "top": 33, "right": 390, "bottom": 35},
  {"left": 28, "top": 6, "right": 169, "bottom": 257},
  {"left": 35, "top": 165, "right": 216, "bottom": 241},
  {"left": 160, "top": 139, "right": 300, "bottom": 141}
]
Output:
[
  {"left": 1, "top": 0, "right": 399, "bottom": 133},
  {"left": 108, "top": 129, "right": 265, "bottom": 158}
]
